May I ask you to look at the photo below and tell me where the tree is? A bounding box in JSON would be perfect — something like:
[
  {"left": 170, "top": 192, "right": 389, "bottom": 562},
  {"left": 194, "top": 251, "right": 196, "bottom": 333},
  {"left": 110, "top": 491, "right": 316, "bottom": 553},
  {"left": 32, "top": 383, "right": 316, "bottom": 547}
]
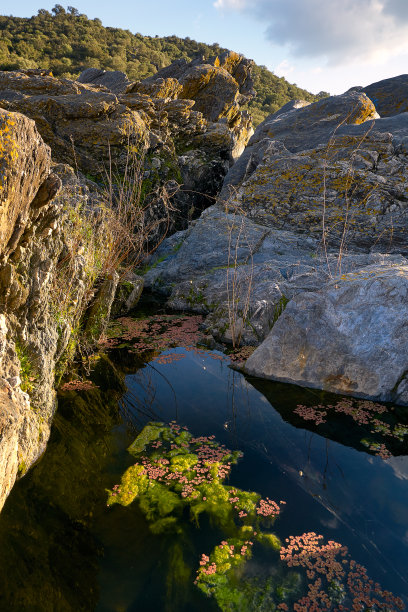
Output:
[{"left": 52, "top": 5, "right": 66, "bottom": 15}]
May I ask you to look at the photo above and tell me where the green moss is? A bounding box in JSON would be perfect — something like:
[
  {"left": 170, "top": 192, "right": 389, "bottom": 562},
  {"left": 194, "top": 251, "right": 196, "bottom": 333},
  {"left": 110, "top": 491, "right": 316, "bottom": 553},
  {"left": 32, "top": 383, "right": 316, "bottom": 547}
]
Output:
[
  {"left": 128, "top": 422, "right": 166, "bottom": 455},
  {"left": 256, "top": 532, "right": 281, "bottom": 550},
  {"left": 17, "top": 461, "right": 27, "bottom": 476},
  {"left": 186, "top": 285, "right": 207, "bottom": 307},
  {"left": 272, "top": 294, "right": 289, "bottom": 327},
  {"left": 14, "top": 340, "right": 36, "bottom": 394}
]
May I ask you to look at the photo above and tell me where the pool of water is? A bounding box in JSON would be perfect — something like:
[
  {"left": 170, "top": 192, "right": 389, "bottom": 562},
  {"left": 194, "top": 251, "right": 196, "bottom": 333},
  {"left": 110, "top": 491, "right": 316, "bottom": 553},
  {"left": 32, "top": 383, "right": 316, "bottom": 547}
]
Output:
[{"left": 0, "top": 345, "right": 406, "bottom": 611}]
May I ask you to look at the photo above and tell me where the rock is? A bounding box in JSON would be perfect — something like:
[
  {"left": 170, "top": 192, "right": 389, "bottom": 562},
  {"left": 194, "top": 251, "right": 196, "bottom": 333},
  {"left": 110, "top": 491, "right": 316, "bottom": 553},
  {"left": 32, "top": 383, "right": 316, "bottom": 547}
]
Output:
[
  {"left": 0, "top": 62, "right": 254, "bottom": 244},
  {"left": 0, "top": 109, "right": 51, "bottom": 252},
  {"left": 220, "top": 91, "right": 377, "bottom": 201},
  {"left": 0, "top": 69, "right": 80, "bottom": 96},
  {"left": 78, "top": 67, "right": 130, "bottom": 93},
  {"left": 143, "top": 79, "right": 408, "bottom": 400},
  {"left": 127, "top": 77, "right": 182, "bottom": 99},
  {"left": 244, "top": 263, "right": 408, "bottom": 405},
  {"left": 362, "top": 74, "right": 408, "bottom": 117},
  {"left": 83, "top": 272, "right": 119, "bottom": 343},
  {"left": 0, "top": 111, "right": 108, "bottom": 510},
  {"left": 219, "top": 91, "right": 407, "bottom": 253},
  {"left": 139, "top": 51, "right": 255, "bottom": 124},
  {"left": 111, "top": 274, "right": 144, "bottom": 317},
  {"left": 144, "top": 204, "right": 405, "bottom": 345},
  {"left": 0, "top": 74, "right": 149, "bottom": 176}
]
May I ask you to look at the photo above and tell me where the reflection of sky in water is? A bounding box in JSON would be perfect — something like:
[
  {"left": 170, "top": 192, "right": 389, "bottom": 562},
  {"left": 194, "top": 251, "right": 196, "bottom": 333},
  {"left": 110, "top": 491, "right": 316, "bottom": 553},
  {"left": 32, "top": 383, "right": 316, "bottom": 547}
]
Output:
[{"left": 125, "top": 347, "right": 408, "bottom": 604}]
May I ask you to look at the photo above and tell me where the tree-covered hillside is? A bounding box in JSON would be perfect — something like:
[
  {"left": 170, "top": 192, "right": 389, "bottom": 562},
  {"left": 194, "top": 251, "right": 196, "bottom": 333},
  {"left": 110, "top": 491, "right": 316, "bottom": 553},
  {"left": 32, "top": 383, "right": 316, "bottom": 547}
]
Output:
[{"left": 0, "top": 5, "right": 328, "bottom": 124}]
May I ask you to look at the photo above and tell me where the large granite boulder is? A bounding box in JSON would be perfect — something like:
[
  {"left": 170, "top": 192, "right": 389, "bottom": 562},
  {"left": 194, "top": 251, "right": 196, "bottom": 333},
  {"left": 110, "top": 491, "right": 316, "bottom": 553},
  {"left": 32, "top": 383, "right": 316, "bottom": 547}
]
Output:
[
  {"left": 362, "top": 74, "right": 408, "bottom": 117},
  {"left": 144, "top": 205, "right": 405, "bottom": 344},
  {"left": 244, "top": 263, "right": 408, "bottom": 405}
]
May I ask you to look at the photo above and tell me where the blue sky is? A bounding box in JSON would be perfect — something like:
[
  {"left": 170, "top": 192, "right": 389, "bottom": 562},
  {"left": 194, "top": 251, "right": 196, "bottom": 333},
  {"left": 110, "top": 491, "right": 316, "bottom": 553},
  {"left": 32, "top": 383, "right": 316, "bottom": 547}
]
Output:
[{"left": 8, "top": 1, "right": 408, "bottom": 95}]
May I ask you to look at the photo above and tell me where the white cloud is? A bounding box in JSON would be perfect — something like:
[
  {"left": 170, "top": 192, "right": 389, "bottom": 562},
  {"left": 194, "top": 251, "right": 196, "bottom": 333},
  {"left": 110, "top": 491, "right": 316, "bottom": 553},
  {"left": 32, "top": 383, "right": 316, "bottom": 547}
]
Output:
[
  {"left": 214, "top": 0, "right": 408, "bottom": 66},
  {"left": 213, "top": 0, "right": 246, "bottom": 9},
  {"left": 274, "top": 59, "right": 295, "bottom": 78}
]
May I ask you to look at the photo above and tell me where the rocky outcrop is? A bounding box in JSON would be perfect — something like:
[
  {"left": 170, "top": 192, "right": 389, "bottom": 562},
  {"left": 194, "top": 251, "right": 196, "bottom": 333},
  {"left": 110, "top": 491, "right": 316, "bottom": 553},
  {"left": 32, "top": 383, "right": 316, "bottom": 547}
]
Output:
[
  {"left": 138, "top": 51, "right": 255, "bottom": 122},
  {"left": 0, "top": 56, "right": 254, "bottom": 241},
  {"left": 144, "top": 79, "right": 408, "bottom": 404},
  {"left": 217, "top": 90, "right": 408, "bottom": 253},
  {"left": 0, "top": 72, "right": 148, "bottom": 176},
  {"left": 0, "top": 54, "right": 255, "bottom": 508},
  {"left": 0, "top": 109, "right": 118, "bottom": 510},
  {"left": 144, "top": 206, "right": 406, "bottom": 345},
  {"left": 245, "top": 263, "right": 408, "bottom": 405}
]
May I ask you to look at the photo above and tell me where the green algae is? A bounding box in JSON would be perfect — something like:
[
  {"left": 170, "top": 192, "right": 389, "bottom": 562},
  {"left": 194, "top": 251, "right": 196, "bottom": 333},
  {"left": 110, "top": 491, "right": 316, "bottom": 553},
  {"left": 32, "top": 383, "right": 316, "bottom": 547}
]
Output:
[{"left": 108, "top": 421, "right": 288, "bottom": 610}]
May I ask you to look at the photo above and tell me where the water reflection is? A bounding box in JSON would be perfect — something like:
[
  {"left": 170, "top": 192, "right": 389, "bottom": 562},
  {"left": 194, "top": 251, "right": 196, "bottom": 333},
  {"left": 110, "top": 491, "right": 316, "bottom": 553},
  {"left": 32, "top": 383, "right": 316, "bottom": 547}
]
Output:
[{"left": 0, "top": 346, "right": 405, "bottom": 610}]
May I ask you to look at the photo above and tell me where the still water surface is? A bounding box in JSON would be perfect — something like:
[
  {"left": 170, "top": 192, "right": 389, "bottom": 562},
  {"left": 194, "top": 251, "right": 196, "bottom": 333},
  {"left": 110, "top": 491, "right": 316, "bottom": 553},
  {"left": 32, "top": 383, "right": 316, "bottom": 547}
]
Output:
[{"left": 0, "top": 345, "right": 406, "bottom": 610}]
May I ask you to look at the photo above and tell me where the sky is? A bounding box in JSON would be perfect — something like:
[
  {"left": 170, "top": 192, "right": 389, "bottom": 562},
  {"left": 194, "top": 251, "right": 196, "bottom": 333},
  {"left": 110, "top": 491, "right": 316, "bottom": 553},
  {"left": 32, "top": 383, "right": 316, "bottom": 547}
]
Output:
[{"left": 7, "top": 0, "right": 408, "bottom": 95}]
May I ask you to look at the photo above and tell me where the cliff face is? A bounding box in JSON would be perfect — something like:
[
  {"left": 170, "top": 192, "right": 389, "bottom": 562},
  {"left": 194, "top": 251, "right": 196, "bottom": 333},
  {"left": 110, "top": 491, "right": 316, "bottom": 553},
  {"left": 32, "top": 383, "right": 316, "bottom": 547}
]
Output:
[
  {"left": 0, "top": 109, "right": 76, "bottom": 508},
  {"left": 0, "top": 109, "right": 123, "bottom": 510}
]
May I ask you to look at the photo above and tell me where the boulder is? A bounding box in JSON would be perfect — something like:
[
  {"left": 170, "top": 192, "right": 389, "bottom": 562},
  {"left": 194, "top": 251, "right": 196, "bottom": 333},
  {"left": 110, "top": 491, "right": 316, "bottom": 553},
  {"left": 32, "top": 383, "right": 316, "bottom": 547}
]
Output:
[
  {"left": 362, "top": 74, "right": 408, "bottom": 117},
  {"left": 111, "top": 274, "right": 144, "bottom": 317},
  {"left": 144, "top": 204, "right": 405, "bottom": 345},
  {"left": 139, "top": 51, "right": 255, "bottom": 124},
  {"left": 0, "top": 73, "right": 149, "bottom": 176},
  {"left": 78, "top": 67, "right": 130, "bottom": 93},
  {"left": 127, "top": 77, "right": 182, "bottom": 100},
  {"left": 219, "top": 91, "right": 407, "bottom": 253},
  {"left": 244, "top": 263, "right": 408, "bottom": 405},
  {"left": 220, "top": 91, "right": 377, "bottom": 201}
]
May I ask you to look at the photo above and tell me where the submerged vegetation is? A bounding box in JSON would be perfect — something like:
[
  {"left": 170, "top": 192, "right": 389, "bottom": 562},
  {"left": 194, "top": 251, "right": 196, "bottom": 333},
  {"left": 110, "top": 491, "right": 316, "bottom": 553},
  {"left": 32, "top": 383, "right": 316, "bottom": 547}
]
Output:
[{"left": 108, "top": 422, "right": 404, "bottom": 611}]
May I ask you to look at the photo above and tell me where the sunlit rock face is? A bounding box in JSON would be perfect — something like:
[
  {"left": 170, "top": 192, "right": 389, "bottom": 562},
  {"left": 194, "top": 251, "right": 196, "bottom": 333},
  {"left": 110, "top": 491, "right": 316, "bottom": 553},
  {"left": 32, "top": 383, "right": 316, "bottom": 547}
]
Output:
[
  {"left": 0, "top": 56, "right": 254, "bottom": 242},
  {"left": 0, "top": 109, "right": 118, "bottom": 510},
  {"left": 362, "top": 74, "right": 408, "bottom": 117}
]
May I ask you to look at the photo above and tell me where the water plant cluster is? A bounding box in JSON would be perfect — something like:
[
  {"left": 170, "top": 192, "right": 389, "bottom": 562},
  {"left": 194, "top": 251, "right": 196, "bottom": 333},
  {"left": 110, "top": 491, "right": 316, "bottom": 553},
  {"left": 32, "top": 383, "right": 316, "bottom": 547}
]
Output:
[
  {"left": 294, "top": 398, "right": 408, "bottom": 459},
  {"left": 107, "top": 422, "right": 404, "bottom": 611},
  {"left": 101, "top": 314, "right": 204, "bottom": 355},
  {"left": 280, "top": 533, "right": 404, "bottom": 611}
]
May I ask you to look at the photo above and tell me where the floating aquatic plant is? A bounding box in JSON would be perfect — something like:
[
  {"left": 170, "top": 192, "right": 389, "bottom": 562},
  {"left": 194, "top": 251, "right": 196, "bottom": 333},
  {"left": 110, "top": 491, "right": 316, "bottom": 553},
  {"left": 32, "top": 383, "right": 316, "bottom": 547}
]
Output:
[
  {"left": 107, "top": 422, "right": 286, "bottom": 607},
  {"left": 107, "top": 422, "right": 405, "bottom": 611},
  {"left": 280, "top": 533, "right": 404, "bottom": 611},
  {"left": 295, "top": 398, "right": 408, "bottom": 459}
]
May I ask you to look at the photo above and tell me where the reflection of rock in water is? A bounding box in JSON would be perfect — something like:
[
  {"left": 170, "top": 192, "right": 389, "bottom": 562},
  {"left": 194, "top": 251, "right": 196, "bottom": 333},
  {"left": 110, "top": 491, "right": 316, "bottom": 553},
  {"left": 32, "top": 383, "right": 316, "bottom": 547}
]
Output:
[
  {"left": 247, "top": 376, "right": 408, "bottom": 458},
  {"left": 0, "top": 355, "right": 125, "bottom": 611}
]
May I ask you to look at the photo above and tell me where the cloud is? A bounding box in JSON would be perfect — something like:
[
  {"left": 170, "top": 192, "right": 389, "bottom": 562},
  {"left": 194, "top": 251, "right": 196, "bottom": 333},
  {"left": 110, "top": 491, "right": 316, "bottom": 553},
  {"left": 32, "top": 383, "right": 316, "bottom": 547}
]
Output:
[
  {"left": 214, "top": 0, "right": 408, "bottom": 65},
  {"left": 274, "top": 59, "right": 295, "bottom": 78}
]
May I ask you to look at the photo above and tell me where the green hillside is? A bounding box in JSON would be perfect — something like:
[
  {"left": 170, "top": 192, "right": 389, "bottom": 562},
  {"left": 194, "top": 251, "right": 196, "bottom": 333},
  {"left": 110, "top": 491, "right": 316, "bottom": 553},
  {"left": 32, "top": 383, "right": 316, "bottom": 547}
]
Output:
[{"left": 0, "top": 5, "right": 328, "bottom": 124}]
